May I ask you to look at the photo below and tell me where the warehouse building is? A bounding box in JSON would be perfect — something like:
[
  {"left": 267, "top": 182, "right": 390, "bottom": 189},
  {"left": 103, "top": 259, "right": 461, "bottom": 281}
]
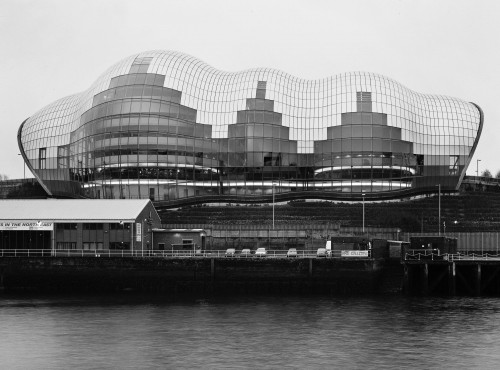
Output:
[{"left": 0, "top": 199, "right": 161, "bottom": 253}]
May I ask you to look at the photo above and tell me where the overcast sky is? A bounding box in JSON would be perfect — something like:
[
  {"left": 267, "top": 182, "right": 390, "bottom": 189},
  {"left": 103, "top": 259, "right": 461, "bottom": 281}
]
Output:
[{"left": 1, "top": 0, "right": 499, "bottom": 179}]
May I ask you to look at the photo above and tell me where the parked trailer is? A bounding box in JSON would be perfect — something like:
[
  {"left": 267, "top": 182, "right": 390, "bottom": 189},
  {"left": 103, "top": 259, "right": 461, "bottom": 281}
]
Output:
[{"left": 325, "top": 236, "right": 386, "bottom": 258}]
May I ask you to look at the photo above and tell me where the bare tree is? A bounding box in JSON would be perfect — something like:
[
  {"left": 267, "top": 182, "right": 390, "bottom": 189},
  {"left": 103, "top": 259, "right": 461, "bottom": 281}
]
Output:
[
  {"left": 481, "top": 169, "right": 492, "bottom": 178},
  {"left": 496, "top": 170, "right": 500, "bottom": 179},
  {"left": 0, "top": 174, "right": 9, "bottom": 181}
]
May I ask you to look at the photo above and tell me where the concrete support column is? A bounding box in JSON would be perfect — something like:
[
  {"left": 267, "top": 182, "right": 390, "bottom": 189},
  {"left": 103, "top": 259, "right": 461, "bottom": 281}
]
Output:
[
  {"left": 211, "top": 258, "right": 215, "bottom": 281},
  {"left": 422, "top": 263, "right": 429, "bottom": 295},
  {"left": 403, "top": 265, "right": 409, "bottom": 294},
  {"left": 448, "top": 262, "right": 456, "bottom": 296},
  {"left": 309, "top": 258, "right": 313, "bottom": 277}
]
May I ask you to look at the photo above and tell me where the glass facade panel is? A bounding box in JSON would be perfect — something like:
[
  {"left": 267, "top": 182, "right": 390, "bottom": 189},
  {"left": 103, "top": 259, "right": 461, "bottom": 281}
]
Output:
[{"left": 19, "top": 51, "right": 483, "bottom": 204}]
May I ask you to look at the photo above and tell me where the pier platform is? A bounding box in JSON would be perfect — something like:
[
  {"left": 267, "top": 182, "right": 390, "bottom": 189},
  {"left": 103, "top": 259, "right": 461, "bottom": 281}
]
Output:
[{"left": 403, "top": 252, "right": 500, "bottom": 296}]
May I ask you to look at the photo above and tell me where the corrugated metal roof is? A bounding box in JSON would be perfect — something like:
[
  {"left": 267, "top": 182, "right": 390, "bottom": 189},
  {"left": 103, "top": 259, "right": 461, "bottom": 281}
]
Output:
[{"left": 0, "top": 199, "right": 153, "bottom": 222}]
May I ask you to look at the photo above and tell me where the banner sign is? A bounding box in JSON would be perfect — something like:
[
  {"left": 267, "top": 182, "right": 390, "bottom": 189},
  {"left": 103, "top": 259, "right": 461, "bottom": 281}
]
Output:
[
  {"left": 136, "top": 222, "right": 142, "bottom": 242},
  {"left": 341, "top": 250, "right": 369, "bottom": 257},
  {"left": 0, "top": 221, "right": 54, "bottom": 231}
]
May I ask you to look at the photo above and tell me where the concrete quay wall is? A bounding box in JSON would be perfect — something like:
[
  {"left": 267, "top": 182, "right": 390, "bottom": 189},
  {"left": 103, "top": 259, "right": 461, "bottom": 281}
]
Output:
[{"left": 0, "top": 257, "right": 401, "bottom": 295}]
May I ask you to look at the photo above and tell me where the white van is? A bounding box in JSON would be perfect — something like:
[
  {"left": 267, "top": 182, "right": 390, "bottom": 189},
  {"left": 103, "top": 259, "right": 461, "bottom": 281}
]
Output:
[
  {"left": 325, "top": 240, "right": 332, "bottom": 257},
  {"left": 255, "top": 247, "right": 267, "bottom": 257}
]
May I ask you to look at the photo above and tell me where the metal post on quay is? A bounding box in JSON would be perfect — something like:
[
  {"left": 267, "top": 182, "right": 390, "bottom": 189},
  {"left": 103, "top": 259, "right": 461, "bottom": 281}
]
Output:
[
  {"left": 362, "top": 192, "right": 366, "bottom": 234},
  {"left": 272, "top": 183, "right": 275, "bottom": 230},
  {"left": 437, "top": 184, "right": 441, "bottom": 236}
]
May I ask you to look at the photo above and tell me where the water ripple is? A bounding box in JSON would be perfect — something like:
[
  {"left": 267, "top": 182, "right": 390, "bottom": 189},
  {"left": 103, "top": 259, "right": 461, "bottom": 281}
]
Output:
[{"left": 1, "top": 295, "right": 500, "bottom": 369}]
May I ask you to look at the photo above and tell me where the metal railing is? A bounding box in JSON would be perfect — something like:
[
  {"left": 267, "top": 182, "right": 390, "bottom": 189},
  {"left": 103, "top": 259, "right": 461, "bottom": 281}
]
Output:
[
  {"left": 447, "top": 252, "right": 500, "bottom": 262},
  {"left": 404, "top": 251, "right": 500, "bottom": 262},
  {"left": 0, "top": 249, "right": 372, "bottom": 259}
]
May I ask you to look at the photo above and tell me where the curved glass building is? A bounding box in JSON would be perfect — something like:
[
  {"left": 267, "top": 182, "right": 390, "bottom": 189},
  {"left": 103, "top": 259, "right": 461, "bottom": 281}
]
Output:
[{"left": 18, "top": 50, "right": 483, "bottom": 206}]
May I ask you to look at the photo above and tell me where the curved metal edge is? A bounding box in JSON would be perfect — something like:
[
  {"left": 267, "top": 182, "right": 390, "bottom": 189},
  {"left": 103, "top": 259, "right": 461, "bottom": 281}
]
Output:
[
  {"left": 456, "top": 103, "right": 484, "bottom": 190},
  {"left": 153, "top": 187, "right": 459, "bottom": 210},
  {"left": 17, "top": 118, "right": 53, "bottom": 197}
]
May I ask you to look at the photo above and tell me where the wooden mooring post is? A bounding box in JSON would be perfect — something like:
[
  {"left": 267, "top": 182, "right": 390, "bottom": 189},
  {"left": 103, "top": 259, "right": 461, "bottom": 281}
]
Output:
[
  {"left": 448, "top": 262, "right": 456, "bottom": 296},
  {"left": 475, "top": 264, "right": 481, "bottom": 296}
]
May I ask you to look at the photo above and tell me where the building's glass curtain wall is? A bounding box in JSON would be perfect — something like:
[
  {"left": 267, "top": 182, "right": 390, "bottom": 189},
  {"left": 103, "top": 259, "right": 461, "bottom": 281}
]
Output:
[{"left": 18, "top": 51, "right": 483, "bottom": 204}]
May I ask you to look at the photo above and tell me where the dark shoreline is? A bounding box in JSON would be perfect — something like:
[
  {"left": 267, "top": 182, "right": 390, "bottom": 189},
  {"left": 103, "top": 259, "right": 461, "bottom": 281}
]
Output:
[{"left": 0, "top": 257, "right": 403, "bottom": 295}]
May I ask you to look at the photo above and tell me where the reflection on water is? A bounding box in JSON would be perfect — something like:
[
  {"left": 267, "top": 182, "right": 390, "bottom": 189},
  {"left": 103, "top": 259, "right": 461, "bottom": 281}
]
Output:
[{"left": 1, "top": 294, "right": 500, "bottom": 369}]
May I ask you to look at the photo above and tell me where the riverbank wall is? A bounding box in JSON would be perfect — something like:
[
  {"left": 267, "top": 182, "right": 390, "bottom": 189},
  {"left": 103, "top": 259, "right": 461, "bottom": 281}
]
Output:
[{"left": 0, "top": 257, "right": 403, "bottom": 295}]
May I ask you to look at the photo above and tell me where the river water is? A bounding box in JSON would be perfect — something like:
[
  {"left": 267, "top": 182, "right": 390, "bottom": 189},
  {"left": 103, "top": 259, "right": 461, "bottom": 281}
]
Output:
[{"left": 1, "top": 294, "right": 500, "bottom": 369}]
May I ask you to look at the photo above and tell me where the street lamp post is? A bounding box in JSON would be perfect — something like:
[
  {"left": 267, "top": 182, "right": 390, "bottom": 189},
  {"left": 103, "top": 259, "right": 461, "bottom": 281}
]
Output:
[
  {"left": 477, "top": 159, "right": 481, "bottom": 177},
  {"left": 362, "top": 193, "right": 366, "bottom": 234},
  {"left": 272, "top": 183, "right": 275, "bottom": 230},
  {"left": 437, "top": 184, "right": 441, "bottom": 236}
]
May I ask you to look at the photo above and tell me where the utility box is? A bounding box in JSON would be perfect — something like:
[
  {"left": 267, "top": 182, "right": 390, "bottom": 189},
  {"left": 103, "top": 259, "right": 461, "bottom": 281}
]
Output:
[
  {"left": 371, "top": 238, "right": 390, "bottom": 259},
  {"left": 409, "top": 236, "right": 458, "bottom": 255},
  {"left": 386, "top": 240, "right": 410, "bottom": 259}
]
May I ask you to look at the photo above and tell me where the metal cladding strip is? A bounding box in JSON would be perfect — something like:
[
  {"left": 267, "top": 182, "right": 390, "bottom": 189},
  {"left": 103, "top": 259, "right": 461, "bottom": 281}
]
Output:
[
  {"left": 17, "top": 118, "right": 53, "bottom": 196},
  {"left": 457, "top": 102, "right": 484, "bottom": 190}
]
